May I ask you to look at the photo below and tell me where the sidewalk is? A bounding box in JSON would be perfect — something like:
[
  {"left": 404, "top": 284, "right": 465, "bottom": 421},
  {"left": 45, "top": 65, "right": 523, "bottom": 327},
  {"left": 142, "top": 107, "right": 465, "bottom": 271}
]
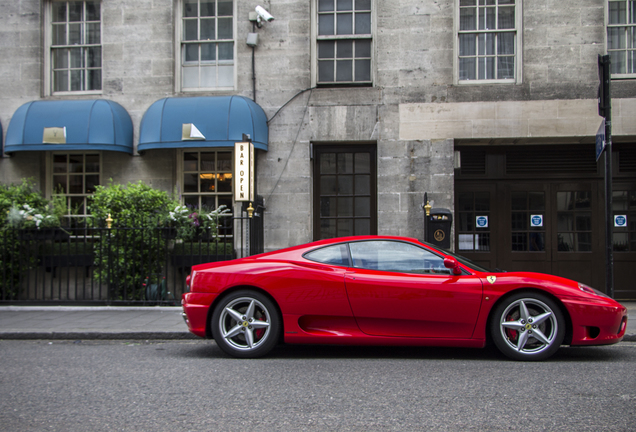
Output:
[{"left": 0, "top": 303, "right": 635, "bottom": 341}]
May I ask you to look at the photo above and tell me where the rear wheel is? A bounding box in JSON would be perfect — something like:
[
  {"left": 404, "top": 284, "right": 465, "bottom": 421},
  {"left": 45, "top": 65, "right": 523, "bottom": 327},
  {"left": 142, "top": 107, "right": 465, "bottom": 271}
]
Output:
[
  {"left": 491, "top": 292, "right": 565, "bottom": 361},
  {"left": 211, "top": 290, "right": 279, "bottom": 358}
]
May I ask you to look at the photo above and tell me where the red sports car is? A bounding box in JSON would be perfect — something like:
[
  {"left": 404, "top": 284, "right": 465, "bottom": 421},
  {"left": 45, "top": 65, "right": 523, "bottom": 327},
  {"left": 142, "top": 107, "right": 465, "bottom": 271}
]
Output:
[{"left": 182, "top": 236, "right": 628, "bottom": 360}]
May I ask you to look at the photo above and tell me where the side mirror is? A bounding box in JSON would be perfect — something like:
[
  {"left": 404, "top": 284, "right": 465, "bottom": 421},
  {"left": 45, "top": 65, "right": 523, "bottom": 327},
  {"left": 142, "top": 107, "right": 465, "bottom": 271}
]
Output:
[{"left": 443, "top": 257, "right": 462, "bottom": 275}]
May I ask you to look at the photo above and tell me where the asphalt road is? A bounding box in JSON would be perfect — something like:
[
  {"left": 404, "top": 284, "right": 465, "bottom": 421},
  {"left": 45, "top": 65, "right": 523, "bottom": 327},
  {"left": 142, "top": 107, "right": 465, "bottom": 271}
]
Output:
[{"left": 1, "top": 340, "right": 635, "bottom": 432}]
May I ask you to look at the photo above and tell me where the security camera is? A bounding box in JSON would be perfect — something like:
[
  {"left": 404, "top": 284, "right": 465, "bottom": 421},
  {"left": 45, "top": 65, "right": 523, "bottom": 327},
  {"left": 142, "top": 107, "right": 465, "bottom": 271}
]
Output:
[{"left": 255, "top": 5, "right": 274, "bottom": 23}]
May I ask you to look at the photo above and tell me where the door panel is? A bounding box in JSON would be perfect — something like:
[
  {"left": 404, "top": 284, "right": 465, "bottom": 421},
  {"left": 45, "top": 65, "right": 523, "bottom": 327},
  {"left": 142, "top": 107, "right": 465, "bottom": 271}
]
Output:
[{"left": 345, "top": 270, "right": 483, "bottom": 338}]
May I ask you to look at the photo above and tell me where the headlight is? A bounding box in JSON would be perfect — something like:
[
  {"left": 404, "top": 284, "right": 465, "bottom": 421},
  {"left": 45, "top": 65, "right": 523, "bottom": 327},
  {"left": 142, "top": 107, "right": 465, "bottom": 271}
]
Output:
[{"left": 578, "top": 282, "right": 610, "bottom": 298}]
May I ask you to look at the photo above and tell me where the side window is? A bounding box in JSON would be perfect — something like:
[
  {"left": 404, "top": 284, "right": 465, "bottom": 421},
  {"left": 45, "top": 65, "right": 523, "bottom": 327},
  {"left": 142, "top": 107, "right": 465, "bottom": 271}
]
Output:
[
  {"left": 349, "top": 241, "right": 449, "bottom": 274},
  {"left": 304, "top": 244, "right": 351, "bottom": 266},
  {"left": 48, "top": 1, "right": 102, "bottom": 94},
  {"left": 179, "top": 0, "right": 235, "bottom": 91}
]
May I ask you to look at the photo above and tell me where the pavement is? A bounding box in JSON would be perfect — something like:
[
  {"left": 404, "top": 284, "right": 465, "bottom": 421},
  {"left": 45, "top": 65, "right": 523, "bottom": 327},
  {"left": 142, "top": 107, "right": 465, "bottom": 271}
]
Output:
[{"left": 0, "top": 303, "right": 635, "bottom": 342}]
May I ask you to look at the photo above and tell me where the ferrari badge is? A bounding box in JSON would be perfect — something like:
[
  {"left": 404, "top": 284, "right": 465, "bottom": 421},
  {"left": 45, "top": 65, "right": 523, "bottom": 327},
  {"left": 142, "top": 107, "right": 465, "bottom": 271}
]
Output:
[{"left": 487, "top": 275, "right": 497, "bottom": 284}]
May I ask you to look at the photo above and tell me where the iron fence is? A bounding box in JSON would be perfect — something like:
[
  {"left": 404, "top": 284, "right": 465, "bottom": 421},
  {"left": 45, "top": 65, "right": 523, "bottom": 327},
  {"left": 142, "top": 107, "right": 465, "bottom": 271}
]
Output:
[{"left": 0, "top": 206, "right": 263, "bottom": 305}]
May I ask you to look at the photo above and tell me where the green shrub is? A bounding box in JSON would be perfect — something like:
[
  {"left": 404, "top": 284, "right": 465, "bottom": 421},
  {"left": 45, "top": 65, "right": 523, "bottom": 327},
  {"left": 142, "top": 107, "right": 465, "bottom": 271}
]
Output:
[{"left": 89, "top": 181, "right": 179, "bottom": 301}]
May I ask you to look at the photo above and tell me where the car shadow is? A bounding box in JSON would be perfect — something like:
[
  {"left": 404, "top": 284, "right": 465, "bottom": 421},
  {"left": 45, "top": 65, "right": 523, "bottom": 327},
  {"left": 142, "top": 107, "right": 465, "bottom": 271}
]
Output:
[{"left": 170, "top": 340, "right": 629, "bottom": 362}]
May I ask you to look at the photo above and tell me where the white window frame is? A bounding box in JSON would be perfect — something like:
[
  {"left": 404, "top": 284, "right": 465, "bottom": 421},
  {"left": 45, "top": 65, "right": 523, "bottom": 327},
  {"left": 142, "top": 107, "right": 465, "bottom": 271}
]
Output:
[
  {"left": 46, "top": 151, "right": 102, "bottom": 219},
  {"left": 606, "top": 0, "right": 636, "bottom": 79},
  {"left": 174, "top": 0, "right": 237, "bottom": 93},
  {"left": 43, "top": 0, "right": 103, "bottom": 96},
  {"left": 176, "top": 148, "right": 234, "bottom": 211},
  {"left": 310, "top": 0, "right": 377, "bottom": 87},
  {"left": 454, "top": 0, "right": 523, "bottom": 85}
]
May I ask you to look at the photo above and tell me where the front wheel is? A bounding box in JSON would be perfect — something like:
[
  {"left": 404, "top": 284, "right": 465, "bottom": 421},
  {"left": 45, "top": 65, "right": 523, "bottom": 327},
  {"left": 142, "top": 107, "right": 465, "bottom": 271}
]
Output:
[
  {"left": 491, "top": 292, "right": 565, "bottom": 361},
  {"left": 211, "top": 290, "right": 280, "bottom": 358}
]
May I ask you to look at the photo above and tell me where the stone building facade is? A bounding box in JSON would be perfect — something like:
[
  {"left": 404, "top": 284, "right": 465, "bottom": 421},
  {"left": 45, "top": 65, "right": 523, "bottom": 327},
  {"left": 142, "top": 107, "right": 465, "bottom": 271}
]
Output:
[{"left": 1, "top": 0, "right": 635, "bottom": 298}]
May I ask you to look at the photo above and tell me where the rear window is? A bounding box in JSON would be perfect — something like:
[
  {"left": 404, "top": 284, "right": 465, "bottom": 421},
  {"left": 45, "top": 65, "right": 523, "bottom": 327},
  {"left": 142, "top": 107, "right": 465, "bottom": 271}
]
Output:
[{"left": 304, "top": 244, "right": 351, "bottom": 266}]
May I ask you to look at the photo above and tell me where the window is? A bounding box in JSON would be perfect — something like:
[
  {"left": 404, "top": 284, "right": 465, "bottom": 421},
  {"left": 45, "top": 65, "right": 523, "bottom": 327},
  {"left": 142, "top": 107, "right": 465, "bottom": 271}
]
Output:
[
  {"left": 314, "top": 0, "right": 373, "bottom": 86},
  {"left": 49, "top": 1, "right": 102, "bottom": 93},
  {"left": 608, "top": 0, "right": 636, "bottom": 75},
  {"left": 51, "top": 153, "right": 100, "bottom": 218},
  {"left": 313, "top": 145, "right": 377, "bottom": 240},
  {"left": 180, "top": 0, "right": 234, "bottom": 90},
  {"left": 304, "top": 244, "right": 351, "bottom": 266},
  {"left": 457, "top": 0, "right": 519, "bottom": 82},
  {"left": 457, "top": 192, "right": 491, "bottom": 251},
  {"left": 556, "top": 191, "right": 592, "bottom": 252},
  {"left": 511, "top": 192, "right": 545, "bottom": 252},
  {"left": 612, "top": 190, "right": 636, "bottom": 251},
  {"left": 349, "top": 241, "right": 450, "bottom": 274},
  {"left": 181, "top": 150, "right": 233, "bottom": 211}
]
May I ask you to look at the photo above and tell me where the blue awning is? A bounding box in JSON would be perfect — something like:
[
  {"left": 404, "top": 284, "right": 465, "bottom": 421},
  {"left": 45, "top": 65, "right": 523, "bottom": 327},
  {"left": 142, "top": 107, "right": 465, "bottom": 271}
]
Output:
[
  {"left": 4, "top": 99, "right": 133, "bottom": 154},
  {"left": 138, "top": 96, "right": 268, "bottom": 152}
]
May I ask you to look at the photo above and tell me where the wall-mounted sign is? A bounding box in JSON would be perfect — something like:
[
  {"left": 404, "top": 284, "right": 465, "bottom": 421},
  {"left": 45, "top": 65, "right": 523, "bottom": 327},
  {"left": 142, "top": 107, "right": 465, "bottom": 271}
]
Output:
[
  {"left": 234, "top": 142, "right": 254, "bottom": 202},
  {"left": 182, "top": 123, "right": 205, "bottom": 140},
  {"left": 614, "top": 215, "right": 627, "bottom": 228},
  {"left": 530, "top": 214, "right": 544, "bottom": 227},
  {"left": 42, "top": 127, "right": 66, "bottom": 144},
  {"left": 476, "top": 215, "right": 488, "bottom": 228}
]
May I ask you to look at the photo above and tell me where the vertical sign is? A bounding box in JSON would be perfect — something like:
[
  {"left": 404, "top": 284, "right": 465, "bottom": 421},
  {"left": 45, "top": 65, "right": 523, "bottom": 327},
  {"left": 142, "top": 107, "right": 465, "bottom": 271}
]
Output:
[{"left": 234, "top": 142, "right": 254, "bottom": 202}]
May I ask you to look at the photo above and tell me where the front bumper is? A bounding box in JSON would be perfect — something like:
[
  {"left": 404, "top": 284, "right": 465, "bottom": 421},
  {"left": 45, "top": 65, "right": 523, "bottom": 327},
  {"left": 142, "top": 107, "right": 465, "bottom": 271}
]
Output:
[
  {"left": 562, "top": 298, "right": 628, "bottom": 346},
  {"left": 182, "top": 292, "right": 218, "bottom": 338}
]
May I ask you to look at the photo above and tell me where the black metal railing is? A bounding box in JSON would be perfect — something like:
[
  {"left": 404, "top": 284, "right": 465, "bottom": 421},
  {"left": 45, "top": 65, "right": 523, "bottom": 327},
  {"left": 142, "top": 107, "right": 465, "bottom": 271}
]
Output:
[{"left": 0, "top": 208, "right": 264, "bottom": 305}]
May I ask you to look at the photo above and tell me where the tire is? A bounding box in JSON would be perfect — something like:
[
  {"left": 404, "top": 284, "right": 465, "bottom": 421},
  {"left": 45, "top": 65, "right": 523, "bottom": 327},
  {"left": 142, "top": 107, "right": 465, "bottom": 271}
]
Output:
[
  {"left": 490, "top": 292, "right": 565, "bottom": 361},
  {"left": 211, "top": 290, "right": 280, "bottom": 358}
]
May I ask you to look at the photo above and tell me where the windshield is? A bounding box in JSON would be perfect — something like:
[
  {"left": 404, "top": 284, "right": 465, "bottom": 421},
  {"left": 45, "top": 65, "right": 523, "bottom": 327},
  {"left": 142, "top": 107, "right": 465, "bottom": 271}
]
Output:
[{"left": 421, "top": 241, "right": 500, "bottom": 273}]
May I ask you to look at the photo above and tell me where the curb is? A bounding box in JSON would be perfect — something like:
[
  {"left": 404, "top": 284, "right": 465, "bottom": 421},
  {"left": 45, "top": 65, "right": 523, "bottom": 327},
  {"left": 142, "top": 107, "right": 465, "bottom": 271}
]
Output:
[{"left": 0, "top": 332, "right": 199, "bottom": 340}]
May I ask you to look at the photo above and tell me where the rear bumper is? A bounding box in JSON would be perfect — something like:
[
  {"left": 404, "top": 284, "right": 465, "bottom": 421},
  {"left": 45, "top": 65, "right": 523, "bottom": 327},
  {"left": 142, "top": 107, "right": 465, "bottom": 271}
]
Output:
[
  {"left": 182, "top": 292, "right": 217, "bottom": 338},
  {"left": 562, "top": 298, "right": 628, "bottom": 346}
]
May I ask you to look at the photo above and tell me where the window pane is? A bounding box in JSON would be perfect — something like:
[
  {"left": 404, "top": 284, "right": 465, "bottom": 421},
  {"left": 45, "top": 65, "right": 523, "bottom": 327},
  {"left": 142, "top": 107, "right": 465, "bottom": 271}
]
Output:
[
  {"left": 319, "top": 60, "right": 335, "bottom": 81},
  {"left": 69, "top": 23, "right": 82, "bottom": 44},
  {"left": 218, "top": 0, "right": 232, "bottom": 16},
  {"left": 318, "top": 41, "right": 335, "bottom": 58},
  {"left": 218, "top": 42, "right": 233, "bottom": 60},
  {"left": 321, "top": 153, "right": 337, "bottom": 173},
  {"left": 319, "top": 14, "right": 335, "bottom": 35},
  {"left": 87, "top": 23, "right": 100, "bottom": 44},
  {"left": 337, "top": 219, "right": 353, "bottom": 236},
  {"left": 337, "top": 0, "right": 353, "bottom": 11},
  {"left": 338, "top": 197, "right": 354, "bottom": 216},
  {"left": 609, "top": 27, "right": 626, "bottom": 49},
  {"left": 530, "top": 233, "right": 545, "bottom": 252},
  {"left": 87, "top": 69, "right": 101, "bottom": 90},
  {"left": 355, "top": 0, "right": 371, "bottom": 10},
  {"left": 354, "top": 175, "right": 370, "bottom": 194},
  {"left": 319, "top": 0, "right": 335, "bottom": 12},
  {"left": 87, "top": 46, "right": 101, "bottom": 67},
  {"left": 200, "top": 66, "right": 215, "bottom": 87},
  {"left": 321, "top": 197, "right": 337, "bottom": 217},
  {"left": 218, "top": 17, "right": 233, "bottom": 39},
  {"left": 337, "top": 153, "right": 353, "bottom": 173},
  {"left": 184, "top": 0, "right": 197, "bottom": 17},
  {"left": 460, "top": 8, "right": 477, "bottom": 31},
  {"left": 337, "top": 175, "right": 353, "bottom": 194},
  {"left": 356, "top": 40, "right": 371, "bottom": 57},
  {"left": 609, "top": 1, "right": 627, "bottom": 25},
  {"left": 498, "top": 32, "right": 514, "bottom": 55},
  {"left": 337, "top": 40, "right": 353, "bottom": 58},
  {"left": 497, "top": 56, "right": 514, "bottom": 79},
  {"left": 184, "top": 20, "right": 198, "bottom": 40},
  {"left": 53, "top": 24, "right": 67, "bottom": 45},
  {"left": 85, "top": 154, "right": 99, "bottom": 172},
  {"left": 459, "top": 34, "right": 476, "bottom": 56},
  {"left": 498, "top": 6, "right": 514, "bottom": 29},
  {"left": 201, "top": 43, "right": 216, "bottom": 61},
  {"left": 85, "top": 175, "right": 99, "bottom": 194},
  {"left": 70, "top": 69, "right": 84, "bottom": 91},
  {"left": 184, "top": 152, "right": 198, "bottom": 171},
  {"left": 86, "top": 1, "right": 99, "bottom": 20},
  {"left": 354, "top": 152, "right": 370, "bottom": 172},
  {"left": 355, "top": 219, "right": 370, "bottom": 235},
  {"left": 69, "top": 1, "right": 83, "bottom": 21},
  {"left": 183, "top": 67, "right": 199, "bottom": 87},
  {"left": 201, "top": 19, "right": 215, "bottom": 40},
  {"left": 355, "top": 12, "right": 371, "bottom": 34},
  {"left": 201, "top": 0, "right": 215, "bottom": 17},
  {"left": 53, "top": 2, "right": 66, "bottom": 22},
  {"left": 355, "top": 197, "right": 370, "bottom": 217},
  {"left": 184, "top": 174, "right": 198, "bottom": 192},
  {"left": 185, "top": 44, "right": 199, "bottom": 62},
  {"left": 53, "top": 49, "right": 68, "bottom": 69},
  {"left": 54, "top": 175, "right": 68, "bottom": 193},
  {"left": 321, "top": 176, "right": 337, "bottom": 194},
  {"left": 69, "top": 175, "right": 83, "bottom": 194},
  {"left": 355, "top": 59, "right": 371, "bottom": 81},
  {"left": 54, "top": 70, "right": 69, "bottom": 92},
  {"left": 337, "top": 13, "right": 353, "bottom": 34}
]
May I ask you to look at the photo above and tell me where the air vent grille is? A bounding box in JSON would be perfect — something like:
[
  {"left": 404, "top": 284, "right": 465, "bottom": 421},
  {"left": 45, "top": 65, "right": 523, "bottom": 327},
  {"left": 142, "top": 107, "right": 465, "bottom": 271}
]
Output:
[
  {"left": 619, "top": 147, "right": 636, "bottom": 172},
  {"left": 459, "top": 149, "right": 486, "bottom": 175},
  {"left": 506, "top": 147, "right": 597, "bottom": 174}
]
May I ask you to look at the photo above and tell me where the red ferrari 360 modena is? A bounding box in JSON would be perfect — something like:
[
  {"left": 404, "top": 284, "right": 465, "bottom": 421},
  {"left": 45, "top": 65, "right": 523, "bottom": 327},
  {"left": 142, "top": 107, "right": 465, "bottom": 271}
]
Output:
[{"left": 182, "top": 236, "right": 628, "bottom": 360}]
